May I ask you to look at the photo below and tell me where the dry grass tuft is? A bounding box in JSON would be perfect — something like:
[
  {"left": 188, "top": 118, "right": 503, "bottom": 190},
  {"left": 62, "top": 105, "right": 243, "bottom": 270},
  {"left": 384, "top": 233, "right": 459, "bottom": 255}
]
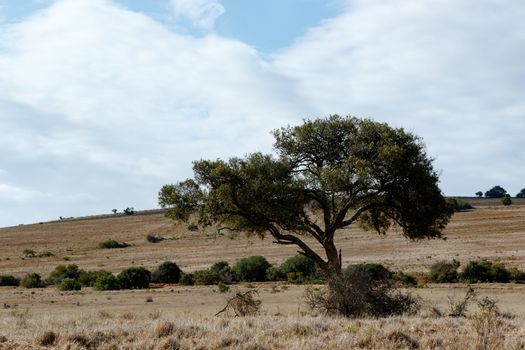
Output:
[
  {"left": 155, "top": 337, "right": 180, "bottom": 350},
  {"left": 386, "top": 330, "right": 420, "bottom": 349},
  {"left": 154, "top": 321, "right": 175, "bottom": 338},
  {"left": 36, "top": 331, "right": 58, "bottom": 347}
]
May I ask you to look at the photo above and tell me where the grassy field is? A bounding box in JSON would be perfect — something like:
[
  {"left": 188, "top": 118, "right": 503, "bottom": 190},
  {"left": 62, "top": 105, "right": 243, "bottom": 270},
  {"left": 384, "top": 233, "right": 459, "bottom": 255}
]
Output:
[{"left": 1, "top": 199, "right": 525, "bottom": 348}]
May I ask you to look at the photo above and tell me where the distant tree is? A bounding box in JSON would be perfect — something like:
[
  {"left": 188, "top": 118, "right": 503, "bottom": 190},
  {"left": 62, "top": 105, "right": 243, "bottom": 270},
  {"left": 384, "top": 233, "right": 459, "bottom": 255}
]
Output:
[
  {"left": 123, "top": 207, "right": 135, "bottom": 215},
  {"left": 516, "top": 188, "right": 525, "bottom": 198},
  {"left": 484, "top": 185, "right": 507, "bottom": 198},
  {"left": 475, "top": 191, "right": 483, "bottom": 198},
  {"left": 112, "top": 209, "right": 118, "bottom": 214},
  {"left": 159, "top": 116, "right": 452, "bottom": 315}
]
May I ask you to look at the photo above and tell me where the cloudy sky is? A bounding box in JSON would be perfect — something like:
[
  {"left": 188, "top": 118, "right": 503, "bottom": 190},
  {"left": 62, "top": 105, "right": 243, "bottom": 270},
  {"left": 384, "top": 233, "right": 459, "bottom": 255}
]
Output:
[{"left": 0, "top": 0, "right": 523, "bottom": 227}]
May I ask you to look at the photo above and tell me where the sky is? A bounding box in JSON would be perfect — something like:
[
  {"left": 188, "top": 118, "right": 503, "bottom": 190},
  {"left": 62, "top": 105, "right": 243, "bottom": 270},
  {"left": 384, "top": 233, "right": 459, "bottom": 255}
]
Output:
[{"left": 0, "top": 0, "right": 523, "bottom": 227}]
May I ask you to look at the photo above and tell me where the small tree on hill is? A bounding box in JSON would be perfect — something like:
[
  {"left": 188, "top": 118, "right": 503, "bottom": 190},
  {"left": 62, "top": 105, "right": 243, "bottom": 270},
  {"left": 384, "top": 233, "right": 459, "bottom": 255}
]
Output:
[
  {"left": 516, "top": 188, "right": 525, "bottom": 198},
  {"left": 475, "top": 191, "right": 483, "bottom": 198},
  {"left": 484, "top": 185, "right": 507, "bottom": 198},
  {"left": 159, "top": 116, "right": 452, "bottom": 313}
]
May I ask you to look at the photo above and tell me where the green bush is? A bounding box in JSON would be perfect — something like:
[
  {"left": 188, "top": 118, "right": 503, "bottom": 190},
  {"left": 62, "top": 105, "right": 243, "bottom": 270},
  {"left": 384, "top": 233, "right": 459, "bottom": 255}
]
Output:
[
  {"left": 151, "top": 261, "right": 182, "bottom": 284},
  {"left": 447, "top": 198, "right": 473, "bottom": 212},
  {"left": 0, "top": 275, "right": 20, "bottom": 286},
  {"left": 193, "top": 269, "right": 221, "bottom": 285},
  {"left": 117, "top": 266, "right": 151, "bottom": 289},
  {"left": 501, "top": 195, "right": 512, "bottom": 206},
  {"left": 394, "top": 271, "right": 418, "bottom": 287},
  {"left": 21, "top": 273, "right": 45, "bottom": 288},
  {"left": 509, "top": 267, "right": 525, "bottom": 282},
  {"left": 179, "top": 273, "right": 194, "bottom": 286},
  {"left": 79, "top": 270, "right": 111, "bottom": 287},
  {"left": 93, "top": 272, "right": 121, "bottom": 291},
  {"left": 98, "top": 240, "right": 130, "bottom": 249},
  {"left": 218, "top": 281, "right": 229, "bottom": 293},
  {"left": 460, "top": 260, "right": 510, "bottom": 283},
  {"left": 346, "top": 263, "right": 393, "bottom": 281},
  {"left": 429, "top": 260, "right": 459, "bottom": 283},
  {"left": 210, "top": 261, "right": 233, "bottom": 284},
  {"left": 57, "top": 278, "right": 81, "bottom": 291},
  {"left": 266, "top": 266, "right": 286, "bottom": 281},
  {"left": 280, "top": 255, "right": 317, "bottom": 279},
  {"left": 233, "top": 256, "right": 271, "bottom": 282},
  {"left": 46, "top": 264, "right": 81, "bottom": 285}
]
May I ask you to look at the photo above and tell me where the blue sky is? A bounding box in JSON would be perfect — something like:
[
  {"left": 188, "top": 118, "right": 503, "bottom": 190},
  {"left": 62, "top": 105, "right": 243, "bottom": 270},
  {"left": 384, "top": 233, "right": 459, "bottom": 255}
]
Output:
[{"left": 0, "top": 0, "right": 524, "bottom": 227}]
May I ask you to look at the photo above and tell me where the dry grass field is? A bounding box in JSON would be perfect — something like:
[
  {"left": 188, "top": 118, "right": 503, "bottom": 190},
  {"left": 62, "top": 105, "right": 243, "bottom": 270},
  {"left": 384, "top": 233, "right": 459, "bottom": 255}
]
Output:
[{"left": 1, "top": 198, "right": 525, "bottom": 349}]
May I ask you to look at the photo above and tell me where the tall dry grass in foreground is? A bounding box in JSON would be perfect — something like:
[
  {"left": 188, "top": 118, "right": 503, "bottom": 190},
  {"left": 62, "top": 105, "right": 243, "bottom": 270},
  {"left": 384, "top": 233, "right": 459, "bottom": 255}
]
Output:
[{"left": 0, "top": 307, "right": 524, "bottom": 350}]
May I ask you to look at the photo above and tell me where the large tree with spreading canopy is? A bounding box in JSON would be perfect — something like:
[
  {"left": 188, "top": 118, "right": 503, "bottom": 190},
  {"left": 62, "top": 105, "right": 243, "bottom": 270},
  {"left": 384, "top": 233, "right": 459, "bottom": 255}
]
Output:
[{"left": 159, "top": 116, "right": 452, "bottom": 279}]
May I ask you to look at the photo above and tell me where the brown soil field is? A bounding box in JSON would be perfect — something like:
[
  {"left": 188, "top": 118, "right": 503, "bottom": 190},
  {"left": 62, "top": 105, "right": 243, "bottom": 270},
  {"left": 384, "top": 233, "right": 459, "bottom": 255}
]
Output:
[{"left": 1, "top": 199, "right": 525, "bottom": 349}]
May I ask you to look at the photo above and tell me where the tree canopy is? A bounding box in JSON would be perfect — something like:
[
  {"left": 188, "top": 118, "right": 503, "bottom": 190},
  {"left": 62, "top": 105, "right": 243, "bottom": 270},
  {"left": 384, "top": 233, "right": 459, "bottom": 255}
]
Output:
[
  {"left": 159, "top": 116, "right": 452, "bottom": 276},
  {"left": 484, "top": 185, "right": 507, "bottom": 198},
  {"left": 516, "top": 188, "right": 525, "bottom": 198}
]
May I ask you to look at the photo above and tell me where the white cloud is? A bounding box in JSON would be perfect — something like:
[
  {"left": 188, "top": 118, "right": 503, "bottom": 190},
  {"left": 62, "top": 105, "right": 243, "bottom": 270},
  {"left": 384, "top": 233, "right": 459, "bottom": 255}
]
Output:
[
  {"left": 0, "top": 183, "right": 43, "bottom": 203},
  {"left": 274, "top": 0, "right": 525, "bottom": 195},
  {"left": 169, "top": 0, "right": 225, "bottom": 30}
]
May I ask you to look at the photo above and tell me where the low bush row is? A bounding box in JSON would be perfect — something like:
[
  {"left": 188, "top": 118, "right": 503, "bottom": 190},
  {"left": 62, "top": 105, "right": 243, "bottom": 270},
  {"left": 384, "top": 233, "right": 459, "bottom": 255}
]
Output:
[{"left": 429, "top": 259, "right": 525, "bottom": 283}]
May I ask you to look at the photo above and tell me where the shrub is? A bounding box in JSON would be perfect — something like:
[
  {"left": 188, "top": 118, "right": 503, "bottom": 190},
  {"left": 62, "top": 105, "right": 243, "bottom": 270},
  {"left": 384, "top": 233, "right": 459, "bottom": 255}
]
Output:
[
  {"left": 346, "top": 263, "right": 393, "bottom": 281},
  {"left": 193, "top": 269, "right": 221, "bottom": 285},
  {"left": 37, "top": 251, "right": 54, "bottom": 258},
  {"left": 146, "top": 234, "right": 164, "bottom": 243},
  {"left": 98, "top": 240, "right": 130, "bottom": 249},
  {"left": 58, "top": 278, "right": 81, "bottom": 291},
  {"left": 78, "top": 270, "right": 106, "bottom": 287},
  {"left": 429, "top": 260, "right": 460, "bottom": 283},
  {"left": 509, "top": 267, "right": 525, "bottom": 282},
  {"left": 46, "top": 264, "right": 81, "bottom": 285},
  {"left": 22, "top": 249, "right": 36, "bottom": 258},
  {"left": 280, "top": 255, "right": 317, "bottom": 280},
  {"left": 394, "top": 271, "right": 418, "bottom": 287},
  {"left": 179, "top": 273, "right": 194, "bottom": 286},
  {"left": 305, "top": 267, "right": 420, "bottom": 317},
  {"left": 233, "top": 256, "right": 271, "bottom": 282},
  {"left": 460, "top": 260, "right": 510, "bottom": 283},
  {"left": 21, "top": 273, "right": 44, "bottom": 288},
  {"left": 117, "top": 266, "right": 151, "bottom": 289},
  {"left": 266, "top": 266, "right": 286, "bottom": 281},
  {"left": 447, "top": 198, "right": 473, "bottom": 211},
  {"left": 501, "top": 195, "right": 512, "bottom": 206},
  {"left": 211, "top": 261, "right": 233, "bottom": 283},
  {"left": 0, "top": 275, "right": 20, "bottom": 286},
  {"left": 151, "top": 261, "right": 181, "bottom": 283},
  {"left": 93, "top": 272, "right": 120, "bottom": 291},
  {"left": 218, "top": 281, "right": 230, "bottom": 293},
  {"left": 123, "top": 207, "right": 135, "bottom": 215}
]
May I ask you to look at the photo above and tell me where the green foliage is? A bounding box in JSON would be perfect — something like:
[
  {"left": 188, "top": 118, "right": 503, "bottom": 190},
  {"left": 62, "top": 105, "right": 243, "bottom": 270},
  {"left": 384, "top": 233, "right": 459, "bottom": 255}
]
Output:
[
  {"left": 447, "top": 198, "right": 473, "bottom": 212},
  {"left": 429, "top": 260, "right": 460, "bottom": 283},
  {"left": 516, "top": 188, "right": 525, "bottom": 198},
  {"left": 460, "top": 260, "right": 510, "bottom": 283},
  {"left": 37, "top": 251, "right": 54, "bottom": 257},
  {"left": 151, "top": 261, "right": 182, "bottom": 283},
  {"left": 98, "top": 240, "right": 130, "bottom": 249},
  {"left": 265, "top": 266, "right": 286, "bottom": 281},
  {"left": 193, "top": 269, "right": 221, "bottom": 285},
  {"left": 179, "top": 273, "right": 194, "bottom": 286},
  {"left": 475, "top": 191, "right": 483, "bottom": 197},
  {"left": 501, "top": 195, "right": 512, "bottom": 206},
  {"left": 160, "top": 116, "right": 452, "bottom": 284},
  {"left": 57, "top": 278, "right": 81, "bottom": 291},
  {"left": 123, "top": 207, "right": 135, "bottom": 215},
  {"left": 210, "top": 261, "right": 233, "bottom": 283},
  {"left": 0, "top": 275, "right": 20, "bottom": 286},
  {"left": 280, "top": 255, "right": 317, "bottom": 279},
  {"left": 218, "top": 281, "right": 230, "bottom": 293},
  {"left": 79, "top": 270, "right": 111, "bottom": 287},
  {"left": 233, "top": 256, "right": 271, "bottom": 282},
  {"left": 46, "top": 264, "right": 81, "bottom": 285},
  {"left": 117, "top": 266, "right": 151, "bottom": 289},
  {"left": 346, "top": 263, "right": 393, "bottom": 281},
  {"left": 394, "top": 271, "right": 418, "bottom": 287},
  {"left": 508, "top": 267, "right": 525, "bottom": 282},
  {"left": 21, "top": 273, "right": 44, "bottom": 288},
  {"left": 22, "top": 249, "right": 36, "bottom": 258},
  {"left": 93, "top": 272, "right": 120, "bottom": 291},
  {"left": 484, "top": 185, "right": 507, "bottom": 198}
]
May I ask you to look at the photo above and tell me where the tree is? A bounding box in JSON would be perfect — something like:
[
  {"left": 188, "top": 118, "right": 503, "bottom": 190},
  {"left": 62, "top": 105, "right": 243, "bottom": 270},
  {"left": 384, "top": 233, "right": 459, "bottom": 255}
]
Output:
[
  {"left": 475, "top": 191, "right": 483, "bottom": 198},
  {"left": 516, "top": 188, "right": 525, "bottom": 198},
  {"left": 159, "top": 116, "right": 452, "bottom": 282},
  {"left": 484, "top": 185, "right": 507, "bottom": 198}
]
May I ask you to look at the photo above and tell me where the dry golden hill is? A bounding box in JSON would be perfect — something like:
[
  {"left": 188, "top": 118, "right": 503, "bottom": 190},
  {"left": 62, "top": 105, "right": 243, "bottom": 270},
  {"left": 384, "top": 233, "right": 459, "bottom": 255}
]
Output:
[{"left": 1, "top": 198, "right": 524, "bottom": 277}]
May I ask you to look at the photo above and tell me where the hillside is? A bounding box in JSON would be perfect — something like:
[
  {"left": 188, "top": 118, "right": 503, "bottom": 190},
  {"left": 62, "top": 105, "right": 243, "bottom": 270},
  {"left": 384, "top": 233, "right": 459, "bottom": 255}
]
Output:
[{"left": 1, "top": 198, "right": 524, "bottom": 277}]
